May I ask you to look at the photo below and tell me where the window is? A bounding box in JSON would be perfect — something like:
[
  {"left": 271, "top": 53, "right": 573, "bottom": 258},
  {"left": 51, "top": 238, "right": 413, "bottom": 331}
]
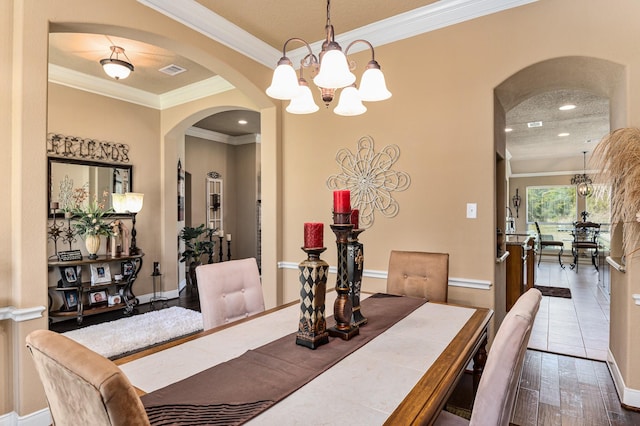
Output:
[
  {"left": 527, "top": 185, "right": 577, "bottom": 225},
  {"left": 585, "top": 185, "right": 611, "bottom": 225}
]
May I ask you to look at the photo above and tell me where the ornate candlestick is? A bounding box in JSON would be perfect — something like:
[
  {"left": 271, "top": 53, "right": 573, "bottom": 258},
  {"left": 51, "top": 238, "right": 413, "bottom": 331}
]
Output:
[
  {"left": 348, "top": 228, "right": 367, "bottom": 327},
  {"left": 218, "top": 235, "right": 224, "bottom": 262},
  {"left": 47, "top": 203, "right": 63, "bottom": 260},
  {"left": 329, "top": 215, "right": 359, "bottom": 340},
  {"left": 227, "top": 240, "right": 232, "bottom": 261},
  {"left": 296, "top": 247, "right": 330, "bottom": 349},
  {"left": 207, "top": 229, "right": 215, "bottom": 264}
]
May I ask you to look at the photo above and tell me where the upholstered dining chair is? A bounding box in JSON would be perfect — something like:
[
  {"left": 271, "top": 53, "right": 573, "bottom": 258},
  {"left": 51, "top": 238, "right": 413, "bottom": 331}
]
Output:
[
  {"left": 534, "top": 221, "right": 565, "bottom": 268},
  {"left": 434, "top": 288, "right": 542, "bottom": 426},
  {"left": 196, "top": 257, "right": 265, "bottom": 330},
  {"left": 26, "top": 329, "right": 150, "bottom": 426},
  {"left": 386, "top": 250, "right": 449, "bottom": 302}
]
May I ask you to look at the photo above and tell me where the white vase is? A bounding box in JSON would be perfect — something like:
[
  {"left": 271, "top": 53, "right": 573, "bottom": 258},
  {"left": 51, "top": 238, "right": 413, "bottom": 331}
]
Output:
[{"left": 85, "top": 234, "right": 100, "bottom": 259}]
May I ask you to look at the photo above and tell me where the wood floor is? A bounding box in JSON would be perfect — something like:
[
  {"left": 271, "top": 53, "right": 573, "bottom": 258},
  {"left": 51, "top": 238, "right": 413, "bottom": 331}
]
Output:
[{"left": 512, "top": 350, "right": 640, "bottom": 425}]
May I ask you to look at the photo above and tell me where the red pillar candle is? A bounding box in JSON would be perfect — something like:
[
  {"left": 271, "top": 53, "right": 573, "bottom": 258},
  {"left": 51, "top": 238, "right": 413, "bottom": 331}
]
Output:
[
  {"left": 333, "top": 190, "right": 351, "bottom": 213},
  {"left": 304, "top": 222, "right": 324, "bottom": 248},
  {"left": 350, "top": 209, "right": 359, "bottom": 229}
]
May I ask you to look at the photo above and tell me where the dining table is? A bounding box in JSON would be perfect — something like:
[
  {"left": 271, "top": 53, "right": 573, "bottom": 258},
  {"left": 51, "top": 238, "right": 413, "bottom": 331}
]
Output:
[{"left": 117, "top": 291, "right": 493, "bottom": 425}]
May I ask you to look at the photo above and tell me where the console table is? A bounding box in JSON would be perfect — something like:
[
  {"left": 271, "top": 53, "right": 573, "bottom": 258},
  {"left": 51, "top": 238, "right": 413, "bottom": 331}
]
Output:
[{"left": 47, "top": 253, "right": 143, "bottom": 324}]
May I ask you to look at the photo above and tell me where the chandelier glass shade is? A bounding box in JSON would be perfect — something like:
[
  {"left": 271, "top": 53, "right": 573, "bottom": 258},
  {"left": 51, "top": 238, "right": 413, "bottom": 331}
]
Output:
[
  {"left": 571, "top": 151, "right": 593, "bottom": 197},
  {"left": 265, "top": 0, "right": 391, "bottom": 116},
  {"left": 100, "top": 46, "right": 134, "bottom": 80}
]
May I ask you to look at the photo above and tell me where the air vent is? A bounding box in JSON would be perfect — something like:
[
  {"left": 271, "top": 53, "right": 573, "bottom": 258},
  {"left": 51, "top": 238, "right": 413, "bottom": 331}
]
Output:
[
  {"left": 527, "top": 121, "right": 543, "bottom": 128},
  {"left": 159, "top": 64, "right": 187, "bottom": 76}
]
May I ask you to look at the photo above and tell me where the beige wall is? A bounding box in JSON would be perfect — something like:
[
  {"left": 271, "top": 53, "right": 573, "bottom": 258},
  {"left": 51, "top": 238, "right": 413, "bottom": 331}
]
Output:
[{"left": 6, "top": 0, "right": 640, "bottom": 420}]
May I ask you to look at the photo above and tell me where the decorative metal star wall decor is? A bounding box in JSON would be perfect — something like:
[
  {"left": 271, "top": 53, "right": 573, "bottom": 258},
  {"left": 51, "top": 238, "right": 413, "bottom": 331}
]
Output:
[{"left": 327, "top": 135, "right": 410, "bottom": 228}]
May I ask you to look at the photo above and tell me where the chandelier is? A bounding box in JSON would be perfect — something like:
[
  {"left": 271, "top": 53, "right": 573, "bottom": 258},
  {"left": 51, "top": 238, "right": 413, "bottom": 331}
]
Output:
[
  {"left": 100, "top": 46, "right": 134, "bottom": 80},
  {"left": 571, "top": 151, "right": 593, "bottom": 197},
  {"left": 265, "top": 0, "right": 391, "bottom": 116}
]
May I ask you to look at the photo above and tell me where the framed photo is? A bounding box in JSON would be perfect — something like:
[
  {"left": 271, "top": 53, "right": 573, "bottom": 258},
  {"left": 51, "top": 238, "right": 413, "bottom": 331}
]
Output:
[
  {"left": 89, "top": 290, "right": 108, "bottom": 305},
  {"left": 121, "top": 261, "right": 135, "bottom": 278},
  {"left": 108, "top": 294, "right": 122, "bottom": 307},
  {"left": 62, "top": 289, "right": 79, "bottom": 311},
  {"left": 90, "top": 263, "right": 111, "bottom": 285},
  {"left": 59, "top": 265, "right": 82, "bottom": 288}
]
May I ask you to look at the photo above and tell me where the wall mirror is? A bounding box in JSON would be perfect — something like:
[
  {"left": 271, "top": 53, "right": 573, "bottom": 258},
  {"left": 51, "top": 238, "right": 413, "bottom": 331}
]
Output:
[{"left": 48, "top": 157, "right": 133, "bottom": 217}]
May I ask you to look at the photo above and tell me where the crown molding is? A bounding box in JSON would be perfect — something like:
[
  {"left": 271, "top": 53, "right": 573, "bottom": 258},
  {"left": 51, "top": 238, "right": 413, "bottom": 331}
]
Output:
[
  {"left": 49, "top": 64, "right": 161, "bottom": 108},
  {"left": 186, "top": 127, "right": 260, "bottom": 145},
  {"left": 49, "top": 64, "right": 234, "bottom": 110},
  {"left": 139, "top": 0, "right": 538, "bottom": 70},
  {"left": 137, "top": 0, "right": 279, "bottom": 68}
]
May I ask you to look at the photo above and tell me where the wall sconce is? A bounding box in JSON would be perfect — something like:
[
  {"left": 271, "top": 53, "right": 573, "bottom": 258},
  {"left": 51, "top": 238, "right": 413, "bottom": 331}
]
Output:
[{"left": 512, "top": 188, "right": 521, "bottom": 218}]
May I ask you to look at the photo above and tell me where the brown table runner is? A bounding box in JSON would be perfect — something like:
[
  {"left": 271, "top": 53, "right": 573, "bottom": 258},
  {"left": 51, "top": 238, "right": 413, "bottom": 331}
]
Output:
[{"left": 141, "top": 294, "right": 426, "bottom": 425}]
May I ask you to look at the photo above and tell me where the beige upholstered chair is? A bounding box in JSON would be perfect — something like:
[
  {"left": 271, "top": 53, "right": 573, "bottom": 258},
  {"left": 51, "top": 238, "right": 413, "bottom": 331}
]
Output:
[
  {"left": 196, "top": 257, "right": 265, "bottom": 330},
  {"left": 434, "top": 288, "right": 542, "bottom": 426},
  {"left": 386, "top": 250, "right": 449, "bottom": 302},
  {"left": 26, "top": 329, "right": 150, "bottom": 426}
]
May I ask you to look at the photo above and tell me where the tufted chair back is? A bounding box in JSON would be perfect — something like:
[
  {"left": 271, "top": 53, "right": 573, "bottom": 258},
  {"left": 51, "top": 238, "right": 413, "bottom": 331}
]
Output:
[
  {"left": 434, "top": 288, "right": 542, "bottom": 426},
  {"left": 26, "top": 329, "right": 150, "bottom": 426},
  {"left": 196, "top": 257, "right": 265, "bottom": 330},
  {"left": 386, "top": 250, "right": 449, "bottom": 302}
]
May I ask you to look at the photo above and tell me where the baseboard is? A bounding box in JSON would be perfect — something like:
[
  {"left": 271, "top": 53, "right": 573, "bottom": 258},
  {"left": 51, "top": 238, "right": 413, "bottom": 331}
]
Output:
[
  {"left": 0, "top": 408, "right": 51, "bottom": 426},
  {"left": 608, "top": 350, "right": 640, "bottom": 409},
  {"left": 136, "top": 288, "right": 180, "bottom": 305}
]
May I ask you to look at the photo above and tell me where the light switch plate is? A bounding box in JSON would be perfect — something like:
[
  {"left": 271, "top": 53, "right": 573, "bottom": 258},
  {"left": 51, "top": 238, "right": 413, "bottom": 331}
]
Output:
[{"left": 466, "top": 203, "right": 477, "bottom": 219}]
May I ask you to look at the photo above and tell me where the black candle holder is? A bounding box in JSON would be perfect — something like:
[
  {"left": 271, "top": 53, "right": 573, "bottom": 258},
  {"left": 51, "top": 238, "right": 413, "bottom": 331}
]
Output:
[
  {"left": 328, "top": 223, "right": 359, "bottom": 340},
  {"left": 348, "top": 228, "right": 367, "bottom": 327},
  {"left": 218, "top": 236, "right": 224, "bottom": 262},
  {"left": 227, "top": 240, "right": 232, "bottom": 261}
]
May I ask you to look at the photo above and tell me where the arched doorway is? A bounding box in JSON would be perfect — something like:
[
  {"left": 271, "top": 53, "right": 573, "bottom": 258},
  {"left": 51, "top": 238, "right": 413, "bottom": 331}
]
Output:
[{"left": 494, "top": 56, "right": 626, "bottom": 360}]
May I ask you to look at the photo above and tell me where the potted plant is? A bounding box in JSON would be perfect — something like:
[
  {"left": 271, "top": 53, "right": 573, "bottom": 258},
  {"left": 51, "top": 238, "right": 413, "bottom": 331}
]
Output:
[
  {"left": 179, "top": 224, "right": 215, "bottom": 289},
  {"left": 71, "top": 190, "right": 114, "bottom": 259}
]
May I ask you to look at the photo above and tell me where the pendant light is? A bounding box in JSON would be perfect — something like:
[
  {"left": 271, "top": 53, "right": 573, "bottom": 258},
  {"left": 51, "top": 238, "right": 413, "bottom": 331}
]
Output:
[
  {"left": 265, "top": 0, "right": 391, "bottom": 116},
  {"left": 100, "top": 46, "right": 134, "bottom": 80},
  {"left": 571, "top": 151, "right": 593, "bottom": 197}
]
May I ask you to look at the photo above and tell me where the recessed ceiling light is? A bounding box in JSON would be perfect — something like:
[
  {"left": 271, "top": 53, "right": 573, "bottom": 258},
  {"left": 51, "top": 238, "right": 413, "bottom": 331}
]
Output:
[
  {"left": 238, "top": 120, "right": 248, "bottom": 125},
  {"left": 558, "top": 132, "right": 570, "bottom": 137},
  {"left": 559, "top": 104, "right": 576, "bottom": 111},
  {"left": 527, "top": 121, "right": 543, "bottom": 128},
  {"left": 505, "top": 127, "right": 513, "bottom": 132}
]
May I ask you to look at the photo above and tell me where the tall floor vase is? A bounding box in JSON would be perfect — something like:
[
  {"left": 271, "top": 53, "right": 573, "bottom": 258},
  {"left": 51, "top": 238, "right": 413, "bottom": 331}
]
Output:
[{"left": 85, "top": 235, "right": 100, "bottom": 260}]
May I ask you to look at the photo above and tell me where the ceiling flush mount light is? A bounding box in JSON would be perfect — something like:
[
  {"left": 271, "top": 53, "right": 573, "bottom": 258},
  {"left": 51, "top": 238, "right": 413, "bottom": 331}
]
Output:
[
  {"left": 100, "top": 46, "right": 134, "bottom": 80},
  {"left": 504, "top": 127, "right": 513, "bottom": 133},
  {"left": 266, "top": 0, "right": 391, "bottom": 116},
  {"left": 558, "top": 132, "right": 570, "bottom": 137},
  {"left": 571, "top": 151, "right": 593, "bottom": 197}
]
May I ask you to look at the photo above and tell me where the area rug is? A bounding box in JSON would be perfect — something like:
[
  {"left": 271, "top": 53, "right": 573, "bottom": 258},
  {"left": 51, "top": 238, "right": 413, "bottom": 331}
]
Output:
[
  {"left": 62, "top": 307, "right": 203, "bottom": 359},
  {"left": 534, "top": 285, "right": 572, "bottom": 299}
]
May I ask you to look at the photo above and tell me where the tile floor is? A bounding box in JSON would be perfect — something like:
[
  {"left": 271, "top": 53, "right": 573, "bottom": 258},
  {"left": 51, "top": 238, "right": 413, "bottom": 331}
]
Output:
[{"left": 528, "top": 259, "right": 610, "bottom": 361}]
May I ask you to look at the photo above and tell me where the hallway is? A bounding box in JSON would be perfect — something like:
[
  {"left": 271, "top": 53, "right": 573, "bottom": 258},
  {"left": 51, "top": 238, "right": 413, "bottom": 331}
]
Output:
[{"left": 528, "top": 260, "right": 610, "bottom": 361}]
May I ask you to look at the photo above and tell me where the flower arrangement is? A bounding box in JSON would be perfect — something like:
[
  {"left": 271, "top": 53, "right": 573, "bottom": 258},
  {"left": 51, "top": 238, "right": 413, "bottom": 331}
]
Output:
[{"left": 71, "top": 189, "right": 114, "bottom": 237}]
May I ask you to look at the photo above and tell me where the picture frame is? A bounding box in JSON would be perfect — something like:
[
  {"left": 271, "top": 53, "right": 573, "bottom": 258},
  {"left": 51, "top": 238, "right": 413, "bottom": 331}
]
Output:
[
  {"left": 63, "top": 289, "right": 79, "bottom": 311},
  {"left": 90, "top": 263, "right": 111, "bottom": 285},
  {"left": 108, "top": 294, "right": 122, "bottom": 307},
  {"left": 89, "top": 290, "right": 108, "bottom": 305},
  {"left": 59, "top": 265, "right": 82, "bottom": 288},
  {"left": 121, "top": 261, "right": 135, "bottom": 278}
]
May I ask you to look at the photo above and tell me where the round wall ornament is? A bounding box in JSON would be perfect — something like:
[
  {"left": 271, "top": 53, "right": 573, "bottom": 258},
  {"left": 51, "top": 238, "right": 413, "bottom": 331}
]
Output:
[{"left": 326, "top": 135, "right": 410, "bottom": 229}]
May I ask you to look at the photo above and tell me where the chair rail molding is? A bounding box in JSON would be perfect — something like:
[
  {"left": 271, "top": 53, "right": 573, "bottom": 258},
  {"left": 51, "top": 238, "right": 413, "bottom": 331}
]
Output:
[
  {"left": 0, "top": 305, "right": 46, "bottom": 322},
  {"left": 277, "top": 262, "right": 492, "bottom": 290}
]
